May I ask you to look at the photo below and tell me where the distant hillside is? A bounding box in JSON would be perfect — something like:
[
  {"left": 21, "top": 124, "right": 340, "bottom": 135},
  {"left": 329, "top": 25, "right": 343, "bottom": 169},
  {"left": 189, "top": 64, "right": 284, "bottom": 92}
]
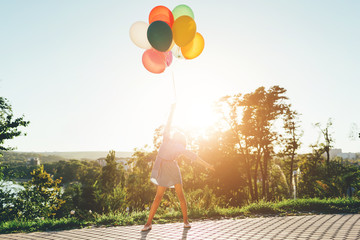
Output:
[
  {"left": 0, "top": 151, "right": 133, "bottom": 164},
  {"left": 37, "top": 151, "right": 133, "bottom": 160},
  {"left": 0, "top": 151, "right": 65, "bottom": 164}
]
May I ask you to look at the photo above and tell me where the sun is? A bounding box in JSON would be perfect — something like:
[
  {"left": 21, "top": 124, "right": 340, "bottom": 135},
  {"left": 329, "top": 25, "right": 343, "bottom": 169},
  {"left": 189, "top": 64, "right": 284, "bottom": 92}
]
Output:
[
  {"left": 173, "top": 99, "right": 219, "bottom": 135},
  {"left": 157, "top": 66, "right": 224, "bottom": 138}
]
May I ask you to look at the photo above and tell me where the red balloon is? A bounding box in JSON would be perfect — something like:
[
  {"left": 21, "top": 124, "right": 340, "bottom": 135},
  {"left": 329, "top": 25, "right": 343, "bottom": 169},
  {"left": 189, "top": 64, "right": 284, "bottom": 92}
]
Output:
[
  {"left": 142, "top": 49, "right": 166, "bottom": 74},
  {"left": 149, "top": 5, "right": 174, "bottom": 27}
]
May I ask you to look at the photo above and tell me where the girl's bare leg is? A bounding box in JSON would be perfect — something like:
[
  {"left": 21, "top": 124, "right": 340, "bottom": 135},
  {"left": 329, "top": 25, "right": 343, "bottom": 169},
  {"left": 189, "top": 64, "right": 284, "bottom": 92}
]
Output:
[
  {"left": 144, "top": 186, "right": 166, "bottom": 227},
  {"left": 174, "top": 183, "right": 189, "bottom": 224}
]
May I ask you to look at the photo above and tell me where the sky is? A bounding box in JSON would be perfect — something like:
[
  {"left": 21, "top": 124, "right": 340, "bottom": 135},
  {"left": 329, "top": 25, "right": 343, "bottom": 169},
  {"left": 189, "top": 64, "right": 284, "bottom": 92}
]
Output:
[{"left": 0, "top": 0, "right": 359, "bottom": 153}]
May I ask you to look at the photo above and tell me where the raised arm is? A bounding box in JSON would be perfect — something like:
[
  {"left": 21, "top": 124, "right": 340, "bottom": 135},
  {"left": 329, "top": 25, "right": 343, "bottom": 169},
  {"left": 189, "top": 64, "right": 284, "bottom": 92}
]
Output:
[
  {"left": 180, "top": 150, "right": 215, "bottom": 171},
  {"left": 195, "top": 156, "right": 215, "bottom": 171},
  {"left": 163, "top": 103, "right": 176, "bottom": 139}
]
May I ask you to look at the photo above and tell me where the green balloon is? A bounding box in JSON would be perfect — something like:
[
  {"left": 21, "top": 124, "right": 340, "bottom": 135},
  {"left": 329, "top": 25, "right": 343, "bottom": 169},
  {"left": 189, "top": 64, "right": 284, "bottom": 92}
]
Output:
[
  {"left": 172, "top": 4, "right": 194, "bottom": 20},
  {"left": 147, "top": 21, "right": 173, "bottom": 52}
]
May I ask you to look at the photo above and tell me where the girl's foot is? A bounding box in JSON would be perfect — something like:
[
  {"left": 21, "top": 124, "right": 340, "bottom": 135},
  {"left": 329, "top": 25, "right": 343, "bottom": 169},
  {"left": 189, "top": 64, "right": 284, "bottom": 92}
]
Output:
[
  {"left": 141, "top": 224, "right": 152, "bottom": 231},
  {"left": 184, "top": 222, "right": 191, "bottom": 228}
]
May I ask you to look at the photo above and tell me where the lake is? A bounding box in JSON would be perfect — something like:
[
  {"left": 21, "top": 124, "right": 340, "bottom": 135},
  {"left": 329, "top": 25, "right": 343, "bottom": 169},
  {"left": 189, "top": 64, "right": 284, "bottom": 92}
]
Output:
[{"left": 0, "top": 181, "right": 24, "bottom": 194}]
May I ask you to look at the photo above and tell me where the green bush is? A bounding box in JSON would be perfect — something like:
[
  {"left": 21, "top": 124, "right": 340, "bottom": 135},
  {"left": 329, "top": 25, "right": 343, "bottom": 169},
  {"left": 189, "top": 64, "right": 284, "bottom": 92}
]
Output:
[
  {"left": 2, "top": 198, "right": 360, "bottom": 234},
  {"left": 0, "top": 218, "right": 86, "bottom": 234}
]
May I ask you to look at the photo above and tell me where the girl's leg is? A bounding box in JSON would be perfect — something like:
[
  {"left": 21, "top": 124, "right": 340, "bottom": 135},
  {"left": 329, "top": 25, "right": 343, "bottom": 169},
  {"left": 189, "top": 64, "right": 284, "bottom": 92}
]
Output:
[
  {"left": 144, "top": 185, "right": 166, "bottom": 226},
  {"left": 174, "top": 183, "right": 189, "bottom": 224}
]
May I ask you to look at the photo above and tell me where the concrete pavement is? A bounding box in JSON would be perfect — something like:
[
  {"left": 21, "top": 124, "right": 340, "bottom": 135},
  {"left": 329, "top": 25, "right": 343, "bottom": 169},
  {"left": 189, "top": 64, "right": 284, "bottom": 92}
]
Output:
[{"left": 2, "top": 214, "right": 360, "bottom": 239}]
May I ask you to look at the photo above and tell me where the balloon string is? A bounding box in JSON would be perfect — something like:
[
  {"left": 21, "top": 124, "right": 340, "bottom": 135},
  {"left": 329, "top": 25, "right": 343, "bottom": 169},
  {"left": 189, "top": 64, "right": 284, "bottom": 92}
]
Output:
[{"left": 172, "top": 70, "right": 177, "bottom": 104}]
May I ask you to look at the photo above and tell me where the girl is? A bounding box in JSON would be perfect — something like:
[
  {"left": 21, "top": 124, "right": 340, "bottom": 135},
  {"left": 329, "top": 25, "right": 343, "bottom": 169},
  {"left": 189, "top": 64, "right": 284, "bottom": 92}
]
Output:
[{"left": 142, "top": 103, "right": 214, "bottom": 231}]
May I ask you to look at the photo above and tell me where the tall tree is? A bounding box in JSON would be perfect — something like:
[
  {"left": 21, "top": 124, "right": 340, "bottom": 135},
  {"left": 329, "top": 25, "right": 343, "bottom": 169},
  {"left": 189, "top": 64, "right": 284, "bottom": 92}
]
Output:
[
  {"left": 314, "top": 118, "right": 334, "bottom": 167},
  {"left": 126, "top": 148, "right": 156, "bottom": 211},
  {"left": 242, "top": 86, "right": 289, "bottom": 200},
  {"left": 217, "top": 86, "right": 291, "bottom": 201},
  {"left": 216, "top": 93, "right": 256, "bottom": 200},
  {"left": 0, "top": 97, "right": 29, "bottom": 152},
  {"left": 94, "top": 150, "right": 127, "bottom": 213},
  {"left": 280, "top": 107, "right": 302, "bottom": 197}
]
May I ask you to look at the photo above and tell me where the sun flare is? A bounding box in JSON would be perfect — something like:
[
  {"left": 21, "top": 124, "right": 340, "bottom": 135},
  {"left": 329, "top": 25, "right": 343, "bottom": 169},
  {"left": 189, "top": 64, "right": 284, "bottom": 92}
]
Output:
[{"left": 173, "top": 100, "right": 219, "bottom": 135}]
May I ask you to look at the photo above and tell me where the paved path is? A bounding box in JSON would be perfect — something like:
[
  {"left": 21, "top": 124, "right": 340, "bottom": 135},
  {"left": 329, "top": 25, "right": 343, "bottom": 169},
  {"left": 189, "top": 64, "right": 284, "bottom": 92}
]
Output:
[{"left": 2, "top": 214, "right": 360, "bottom": 239}]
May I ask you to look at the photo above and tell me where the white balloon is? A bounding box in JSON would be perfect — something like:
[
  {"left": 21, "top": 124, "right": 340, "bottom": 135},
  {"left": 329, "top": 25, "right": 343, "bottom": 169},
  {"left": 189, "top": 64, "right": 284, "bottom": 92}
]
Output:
[
  {"left": 171, "top": 44, "right": 185, "bottom": 59},
  {"left": 129, "top": 21, "right": 151, "bottom": 49}
]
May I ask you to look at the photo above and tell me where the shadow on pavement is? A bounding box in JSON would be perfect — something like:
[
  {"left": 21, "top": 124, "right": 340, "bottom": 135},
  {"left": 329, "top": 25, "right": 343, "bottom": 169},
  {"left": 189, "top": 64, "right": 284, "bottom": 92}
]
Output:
[
  {"left": 140, "top": 229, "right": 150, "bottom": 239},
  {"left": 182, "top": 228, "right": 190, "bottom": 239}
]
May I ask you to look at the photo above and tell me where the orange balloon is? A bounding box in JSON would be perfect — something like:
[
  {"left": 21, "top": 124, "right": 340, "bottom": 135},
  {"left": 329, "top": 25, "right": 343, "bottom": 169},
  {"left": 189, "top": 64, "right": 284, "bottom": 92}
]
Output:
[
  {"left": 172, "top": 15, "right": 196, "bottom": 47},
  {"left": 181, "top": 32, "right": 205, "bottom": 59},
  {"left": 149, "top": 6, "right": 174, "bottom": 27}
]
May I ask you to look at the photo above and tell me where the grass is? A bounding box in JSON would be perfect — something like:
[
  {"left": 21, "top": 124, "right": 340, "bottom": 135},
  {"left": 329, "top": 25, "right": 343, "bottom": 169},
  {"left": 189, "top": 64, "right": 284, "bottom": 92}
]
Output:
[
  {"left": 2, "top": 198, "right": 360, "bottom": 234},
  {"left": 0, "top": 217, "right": 87, "bottom": 234}
]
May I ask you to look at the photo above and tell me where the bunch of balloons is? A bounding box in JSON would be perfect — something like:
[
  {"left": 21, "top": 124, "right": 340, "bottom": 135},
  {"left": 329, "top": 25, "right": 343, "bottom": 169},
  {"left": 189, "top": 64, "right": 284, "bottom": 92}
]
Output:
[{"left": 129, "top": 4, "right": 205, "bottom": 74}]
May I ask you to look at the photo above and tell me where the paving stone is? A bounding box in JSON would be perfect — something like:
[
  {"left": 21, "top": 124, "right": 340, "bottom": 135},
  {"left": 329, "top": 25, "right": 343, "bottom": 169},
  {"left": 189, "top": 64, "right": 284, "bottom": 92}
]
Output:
[{"left": 2, "top": 214, "right": 360, "bottom": 239}]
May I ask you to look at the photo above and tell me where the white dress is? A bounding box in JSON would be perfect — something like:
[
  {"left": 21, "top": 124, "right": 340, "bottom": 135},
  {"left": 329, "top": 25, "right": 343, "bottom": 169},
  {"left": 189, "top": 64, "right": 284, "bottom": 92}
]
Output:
[{"left": 150, "top": 135, "right": 197, "bottom": 188}]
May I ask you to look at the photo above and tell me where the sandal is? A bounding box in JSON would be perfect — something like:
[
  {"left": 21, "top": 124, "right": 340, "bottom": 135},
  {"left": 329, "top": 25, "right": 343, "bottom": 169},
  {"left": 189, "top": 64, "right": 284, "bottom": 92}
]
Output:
[
  {"left": 141, "top": 224, "right": 152, "bottom": 231},
  {"left": 184, "top": 223, "right": 191, "bottom": 228}
]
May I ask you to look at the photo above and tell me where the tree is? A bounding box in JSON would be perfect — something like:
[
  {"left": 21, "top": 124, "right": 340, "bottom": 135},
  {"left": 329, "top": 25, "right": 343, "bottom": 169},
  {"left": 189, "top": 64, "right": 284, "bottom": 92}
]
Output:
[
  {"left": 44, "top": 159, "right": 101, "bottom": 215},
  {"left": 12, "top": 165, "right": 64, "bottom": 219},
  {"left": 98, "top": 150, "right": 125, "bottom": 192},
  {"left": 297, "top": 152, "right": 360, "bottom": 199},
  {"left": 0, "top": 97, "right": 29, "bottom": 152},
  {"left": 314, "top": 118, "right": 334, "bottom": 167},
  {"left": 297, "top": 153, "right": 323, "bottom": 198},
  {"left": 126, "top": 148, "right": 156, "bottom": 211},
  {"left": 94, "top": 150, "right": 127, "bottom": 213},
  {"left": 280, "top": 107, "right": 302, "bottom": 197},
  {"left": 216, "top": 93, "right": 257, "bottom": 200},
  {"left": 217, "top": 86, "right": 291, "bottom": 201}
]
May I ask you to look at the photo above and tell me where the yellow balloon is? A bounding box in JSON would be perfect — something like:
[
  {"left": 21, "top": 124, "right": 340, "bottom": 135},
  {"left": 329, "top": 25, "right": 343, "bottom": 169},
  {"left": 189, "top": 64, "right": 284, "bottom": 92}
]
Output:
[
  {"left": 172, "top": 16, "right": 196, "bottom": 47},
  {"left": 167, "top": 40, "right": 175, "bottom": 52},
  {"left": 181, "top": 32, "right": 204, "bottom": 59}
]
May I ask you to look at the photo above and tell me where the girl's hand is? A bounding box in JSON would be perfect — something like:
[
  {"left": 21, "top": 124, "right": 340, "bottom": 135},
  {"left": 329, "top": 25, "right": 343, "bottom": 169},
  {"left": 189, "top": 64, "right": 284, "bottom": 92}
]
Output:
[{"left": 207, "top": 165, "right": 215, "bottom": 171}]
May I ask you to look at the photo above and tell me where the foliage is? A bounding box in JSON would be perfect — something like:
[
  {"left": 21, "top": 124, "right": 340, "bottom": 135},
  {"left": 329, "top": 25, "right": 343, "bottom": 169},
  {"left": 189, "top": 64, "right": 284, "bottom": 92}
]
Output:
[
  {"left": 268, "top": 163, "right": 289, "bottom": 201},
  {"left": 298, "top": 155, "right": 360, "bottom": 199},
  {"left": 53, "top": 160, "right": 101, "bottom": 217},
  {"left": 197, "top": 128, "right": 248, "bottom": 206},
  {"left": 3, "top": 86, "right": 360, "bottom": 233},
  {"left": 278, "top": 107, "right": 302, "bottom": 197},
  {"left": 19, "top": 166, "right": 64, "bottom": 218},
  {"left": 0, "top": 187, "right": 17, "bottom": 221},
  {"left": 314, "top": 118, "right": 334, "bottom": 166},
  {"left": 2, "top": 198, "right": 360, "bottom": 234},
  {"left": 0, "top": 97, "right": 29, "bottom": 152},
  {"left": 0, "top": 151, "right": 65, "bottom": 165},
  {"left": 44, "top": 159, "right": 101, "bottom": 184},
  {"left": 0, "top": 217, "right": 87, "bottom": 234},
  {"left": 1, "top": 165, "right": 65, "bottom": 221},
  {"left": 296, "top": 119, "right": 360, "bottom": 199},
  {"left": 126, "top": 148, "right": 156, "bottom": 211},
  {"left": 93, "top": 151, "right": 127, "bottom": 214},
  {"left": 215, "top": 86, "right": 293, "bottom": 201},
  {"left": 0, "top": 164, "right": 38, "bottom": 180}
]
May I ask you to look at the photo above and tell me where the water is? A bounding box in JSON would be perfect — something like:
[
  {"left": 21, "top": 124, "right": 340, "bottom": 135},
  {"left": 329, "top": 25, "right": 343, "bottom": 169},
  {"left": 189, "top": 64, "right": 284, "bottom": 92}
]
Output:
[
  {"left": 0, "top": 180, "right": 24, "bottom": 194},
  {"left": 273, "top": 164, "right": 290, "bottom": 193}
]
